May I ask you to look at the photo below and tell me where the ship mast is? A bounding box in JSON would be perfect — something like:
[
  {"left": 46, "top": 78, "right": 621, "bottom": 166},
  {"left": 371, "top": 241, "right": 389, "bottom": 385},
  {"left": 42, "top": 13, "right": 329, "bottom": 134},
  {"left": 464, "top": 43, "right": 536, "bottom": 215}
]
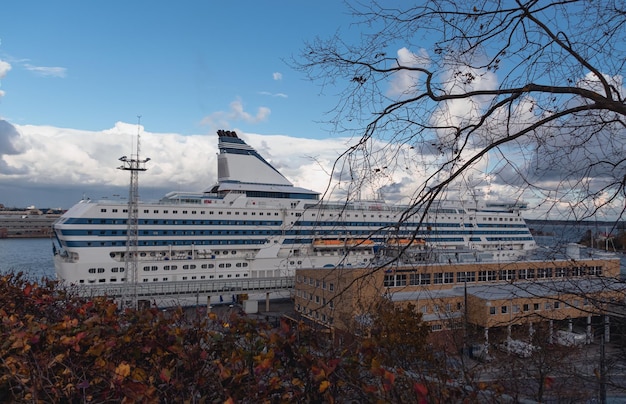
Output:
[{"left": 118, "top": 116, "right": 150, "bottom": 308}]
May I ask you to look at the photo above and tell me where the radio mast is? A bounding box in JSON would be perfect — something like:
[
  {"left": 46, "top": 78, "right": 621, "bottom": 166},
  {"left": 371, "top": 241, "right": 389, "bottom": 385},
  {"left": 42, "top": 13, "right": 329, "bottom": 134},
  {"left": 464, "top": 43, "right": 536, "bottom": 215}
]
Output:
[{"left": 118, "top": 116, "right": 150, "bottom": 308}]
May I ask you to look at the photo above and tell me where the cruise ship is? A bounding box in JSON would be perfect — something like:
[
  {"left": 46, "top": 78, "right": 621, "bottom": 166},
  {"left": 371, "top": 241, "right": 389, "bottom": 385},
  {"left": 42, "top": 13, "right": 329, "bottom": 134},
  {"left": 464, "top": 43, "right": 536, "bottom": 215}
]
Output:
[{"left": 52, "top": 130, "right": 537, "bottom": 285}]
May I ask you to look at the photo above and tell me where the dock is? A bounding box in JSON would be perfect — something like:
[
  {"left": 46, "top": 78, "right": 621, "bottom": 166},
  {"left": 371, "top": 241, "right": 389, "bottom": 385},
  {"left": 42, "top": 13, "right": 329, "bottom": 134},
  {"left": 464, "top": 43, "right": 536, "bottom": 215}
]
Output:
[{"left": 69, "top": 276, "right": 295, "bottom": 311}]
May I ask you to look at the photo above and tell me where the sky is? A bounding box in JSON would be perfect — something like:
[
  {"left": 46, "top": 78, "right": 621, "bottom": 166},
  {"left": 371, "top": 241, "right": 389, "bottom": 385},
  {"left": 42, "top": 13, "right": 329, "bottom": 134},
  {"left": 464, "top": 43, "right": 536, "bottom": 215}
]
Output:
[
  {"left": 1, "top": 1, "right": 350, "bottom": 137},
  {"left": 0, "top": 1, "right": 364, "bottom": 209},
  {"left": 0, "top": 1, "right": 624, "bottom": 222}
]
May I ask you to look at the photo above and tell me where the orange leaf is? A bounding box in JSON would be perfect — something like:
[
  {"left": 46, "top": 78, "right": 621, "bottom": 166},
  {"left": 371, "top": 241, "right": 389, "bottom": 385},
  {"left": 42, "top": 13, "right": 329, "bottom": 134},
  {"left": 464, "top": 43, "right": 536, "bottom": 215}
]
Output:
[
  {"left": 363, "top": 384, "right": 378, "bottom": 394},
  {"left": 319, "top": 380, "right": 330, "bottom": 393},
  {"left": 384, "top": 370, "right": 395, "bottom": 385}
]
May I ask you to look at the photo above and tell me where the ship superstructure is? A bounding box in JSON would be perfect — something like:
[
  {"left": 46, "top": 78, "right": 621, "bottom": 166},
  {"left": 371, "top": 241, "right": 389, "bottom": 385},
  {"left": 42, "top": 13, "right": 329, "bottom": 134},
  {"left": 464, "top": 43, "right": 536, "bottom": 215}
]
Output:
[{"left": 52, "top": 130, "right": 537, "bottom": 285}]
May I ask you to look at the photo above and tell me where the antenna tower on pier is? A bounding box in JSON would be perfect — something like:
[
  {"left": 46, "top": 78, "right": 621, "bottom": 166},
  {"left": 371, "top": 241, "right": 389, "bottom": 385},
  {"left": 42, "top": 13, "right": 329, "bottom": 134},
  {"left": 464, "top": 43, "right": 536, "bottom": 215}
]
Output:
[{"left": 118, "top": 116, "right": 150, "bottom": 308}]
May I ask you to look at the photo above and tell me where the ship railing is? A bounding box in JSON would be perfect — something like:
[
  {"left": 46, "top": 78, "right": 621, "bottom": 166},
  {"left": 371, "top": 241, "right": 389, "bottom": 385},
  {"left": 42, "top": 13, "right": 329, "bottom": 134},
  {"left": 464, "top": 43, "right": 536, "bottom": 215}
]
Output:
[{"left": 69, "top": 276, "right": 295, "bottom": 300}]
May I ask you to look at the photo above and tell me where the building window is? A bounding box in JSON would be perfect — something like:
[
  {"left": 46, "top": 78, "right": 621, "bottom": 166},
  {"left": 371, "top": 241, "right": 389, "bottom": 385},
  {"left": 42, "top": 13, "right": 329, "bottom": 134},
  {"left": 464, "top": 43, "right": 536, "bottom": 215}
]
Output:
[
  {"left": 457, "top": 271, "right": 475, "bottom": 283},
  {"left": 501, "top": 306, "right": 508, "bottom": 314},
  {"left": 384, "top": 275, "right": 394, "bottom": 287},
  {"left": 490, "top": 307, "right": 496, "bottom": 315}
]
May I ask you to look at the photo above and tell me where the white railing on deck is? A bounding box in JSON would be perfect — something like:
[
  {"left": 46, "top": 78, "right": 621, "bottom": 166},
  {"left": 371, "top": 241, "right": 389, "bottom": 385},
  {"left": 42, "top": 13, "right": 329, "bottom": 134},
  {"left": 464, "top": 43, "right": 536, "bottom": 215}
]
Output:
[{"left": 69, "top": 276, "right": 294, "bottom": 299}]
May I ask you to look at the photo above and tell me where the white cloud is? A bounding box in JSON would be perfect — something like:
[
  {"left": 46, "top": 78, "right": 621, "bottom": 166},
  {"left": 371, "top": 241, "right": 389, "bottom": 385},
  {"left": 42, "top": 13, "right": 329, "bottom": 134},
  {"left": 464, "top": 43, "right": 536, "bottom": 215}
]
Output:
[
  {"left": 259, "top": 91, "right": 288, "bottom": 98},
  {"left": 0, "top": 60, "right": 10, "bottom": 78},
  {"left": 1, "top": 121, "right": 446, "bottom": 209},
  {"left": 273, "top": 72, "right": 283, "bottom": 80},
  {"left": 23, "top": 64, "right": 67, "bottom": 78},
  {"left": 0, "top": 60, "right": 10, "bottom": 98},
  {"left": 387, "top": 47, "right": 429, "bottom": 97},
  {"left": 0, "top": 122, "right": 353, "bottom": 208},
  {"left": 200, "top": 98, "right": 271, "bottom": 130}
]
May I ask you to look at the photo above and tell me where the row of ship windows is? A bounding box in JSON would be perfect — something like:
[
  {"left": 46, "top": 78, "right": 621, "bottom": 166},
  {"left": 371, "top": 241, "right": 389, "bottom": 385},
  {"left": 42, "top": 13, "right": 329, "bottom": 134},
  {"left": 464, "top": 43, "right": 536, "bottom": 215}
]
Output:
[
  {"left": 77, "top": 272, "right": 250, "bottom": 284},
  {"left": 72, "top": 218, "right": 527, "bottom": 231},
  {"left": 91, "top": 211, "right": 522, "bottom": 224},
  {"left": 69, "top": 228, "right": 531, "bottom": 237},
  {"left": 128, "top": 249, "right": 238, "bottom": 258},
  {"left": 143, "top": 262, "right": 249, "bottom": 270},
  {"left": 102, "top": 206, "right": 521, "bottom": 223},
  {"left": 67, "top": 239, "right": 268, "bottom": 247},
  {"left": 80, "top": 219, "right": 282, "bottom": 226},
  {"left": 88, "top": 262, "right": 250, "bottom": 273},
  {"left": 101, "top": 208, "right": 280, "bottom": 216},
  {"left": 382, "top": 266, "right": 604, "bottom": 287}
]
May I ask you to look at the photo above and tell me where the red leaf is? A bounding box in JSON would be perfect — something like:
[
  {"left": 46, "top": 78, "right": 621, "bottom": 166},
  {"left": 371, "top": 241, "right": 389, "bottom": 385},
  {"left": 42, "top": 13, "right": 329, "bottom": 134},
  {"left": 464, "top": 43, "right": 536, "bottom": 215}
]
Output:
[
  {"left": 414, "top": 382, "right": 428, "bottom": 397},
  {"left": 160, "top": 368, "right": 171, "bottom": 383}
]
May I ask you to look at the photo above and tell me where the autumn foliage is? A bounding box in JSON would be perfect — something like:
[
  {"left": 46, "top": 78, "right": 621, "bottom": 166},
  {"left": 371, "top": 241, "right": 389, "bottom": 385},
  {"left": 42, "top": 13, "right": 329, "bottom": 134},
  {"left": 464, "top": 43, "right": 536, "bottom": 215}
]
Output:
[{"left": 0, "top": 273, "right": 482, "bottom": 402}]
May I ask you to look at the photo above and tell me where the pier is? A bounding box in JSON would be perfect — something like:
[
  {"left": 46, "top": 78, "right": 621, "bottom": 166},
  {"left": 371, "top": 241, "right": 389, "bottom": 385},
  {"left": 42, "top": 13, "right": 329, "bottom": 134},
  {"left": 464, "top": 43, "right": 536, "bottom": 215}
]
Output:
[{"left": 69, "top": 276, "right": 295, "bottom": 310}]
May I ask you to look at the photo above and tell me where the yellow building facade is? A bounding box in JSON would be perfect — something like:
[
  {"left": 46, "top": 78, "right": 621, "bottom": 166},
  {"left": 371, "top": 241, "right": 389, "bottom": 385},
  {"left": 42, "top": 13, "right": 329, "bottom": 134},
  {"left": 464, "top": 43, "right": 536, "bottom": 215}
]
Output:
[{"left": 294, "top": 257, "right": 623, "bottom": 342}]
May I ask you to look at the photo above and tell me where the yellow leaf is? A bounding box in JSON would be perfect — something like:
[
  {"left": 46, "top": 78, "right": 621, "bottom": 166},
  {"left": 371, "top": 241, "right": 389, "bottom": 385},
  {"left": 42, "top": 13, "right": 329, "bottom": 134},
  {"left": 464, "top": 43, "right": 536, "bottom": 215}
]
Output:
[
  {"left": 132, "top": 367, "right": 148, "bottom": 382},
  {"left": 115, "top": 362, "right": 131, "bottom": 379},
  {"left": 95, "top": 357, "right": 106, "bottom": 368},
  {"left": 319, "top": 380, "right": 330, "bottom": 393}
]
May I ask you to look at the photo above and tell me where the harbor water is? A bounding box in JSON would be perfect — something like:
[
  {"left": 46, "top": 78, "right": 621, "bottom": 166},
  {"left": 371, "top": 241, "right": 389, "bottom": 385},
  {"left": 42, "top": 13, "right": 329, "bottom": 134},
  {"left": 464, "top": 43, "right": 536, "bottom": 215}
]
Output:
[{"left": 0, "top": 238, "right": 56, "bottom": 279}]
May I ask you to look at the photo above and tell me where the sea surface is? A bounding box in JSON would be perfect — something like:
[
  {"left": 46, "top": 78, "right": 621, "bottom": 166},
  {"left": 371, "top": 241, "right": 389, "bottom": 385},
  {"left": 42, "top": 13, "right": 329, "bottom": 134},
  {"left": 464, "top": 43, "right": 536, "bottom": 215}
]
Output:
[
  {"left": 0, "top": 238, "right": 56, "bottom": 280},
  {"left": 0, "top": 221, "right": 624, "bottom": 280}
]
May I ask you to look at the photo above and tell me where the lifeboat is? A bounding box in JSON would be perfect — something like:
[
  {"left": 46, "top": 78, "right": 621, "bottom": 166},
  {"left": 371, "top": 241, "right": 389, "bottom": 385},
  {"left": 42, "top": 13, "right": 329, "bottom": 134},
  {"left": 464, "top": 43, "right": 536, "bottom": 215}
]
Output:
[
  {"left": 387, "top": 238, "right": 426, "bottom": 247},
  {"left": 313, "top": 238, "right": 375, "bottom": 248}
]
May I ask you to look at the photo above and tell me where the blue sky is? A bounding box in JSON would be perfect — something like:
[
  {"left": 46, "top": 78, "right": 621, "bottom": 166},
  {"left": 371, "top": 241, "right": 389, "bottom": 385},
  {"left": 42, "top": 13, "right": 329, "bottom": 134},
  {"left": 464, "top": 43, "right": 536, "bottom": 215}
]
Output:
[{"left": 1, "top": 1, "right": 351, "bottom": 138}]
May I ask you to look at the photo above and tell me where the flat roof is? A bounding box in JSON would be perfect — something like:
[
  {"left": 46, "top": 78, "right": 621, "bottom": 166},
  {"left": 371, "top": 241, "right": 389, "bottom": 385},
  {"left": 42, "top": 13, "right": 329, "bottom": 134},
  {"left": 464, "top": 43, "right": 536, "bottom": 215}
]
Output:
[{"left": 387, "top": 277, "right": 626, "bottom": 303}]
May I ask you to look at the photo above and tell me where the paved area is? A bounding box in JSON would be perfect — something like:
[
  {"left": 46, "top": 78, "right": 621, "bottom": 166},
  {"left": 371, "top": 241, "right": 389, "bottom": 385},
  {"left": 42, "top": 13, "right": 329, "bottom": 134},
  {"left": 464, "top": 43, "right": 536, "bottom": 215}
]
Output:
[{"left": 180, "top": 298, "right": 296, "bottom": 325}]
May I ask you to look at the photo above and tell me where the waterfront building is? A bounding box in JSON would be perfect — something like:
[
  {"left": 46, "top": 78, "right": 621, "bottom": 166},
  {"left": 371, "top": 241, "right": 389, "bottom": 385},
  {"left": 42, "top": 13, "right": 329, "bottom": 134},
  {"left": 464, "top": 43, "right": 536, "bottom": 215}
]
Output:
[{"left": 294, "top": 252, "right": 623, "bottom": 347}]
